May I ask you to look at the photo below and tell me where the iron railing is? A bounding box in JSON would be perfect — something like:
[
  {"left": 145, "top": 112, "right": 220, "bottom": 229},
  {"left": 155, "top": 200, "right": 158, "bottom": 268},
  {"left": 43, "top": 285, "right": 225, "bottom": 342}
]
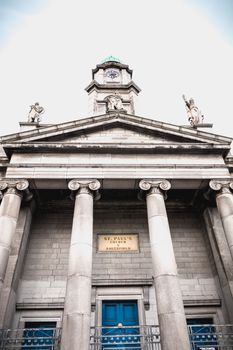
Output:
[
  {"left": 188, "top": 324, "right": 233, "bottom": 349},
  {"left": 0, "top": 324, "right": 233, "bottom": 349},
  {"left": 0, "top": 328, "right": 61, "bottom": 349},
  {"left": 90, "top": 325, "right": 160, "bottom": 349}
]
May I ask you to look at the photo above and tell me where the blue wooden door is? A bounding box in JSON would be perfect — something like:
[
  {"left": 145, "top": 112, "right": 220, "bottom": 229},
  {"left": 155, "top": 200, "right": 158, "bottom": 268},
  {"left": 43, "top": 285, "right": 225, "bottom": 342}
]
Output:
[{"left": 102, "top": 301, "right": 140, "bottom": 349}]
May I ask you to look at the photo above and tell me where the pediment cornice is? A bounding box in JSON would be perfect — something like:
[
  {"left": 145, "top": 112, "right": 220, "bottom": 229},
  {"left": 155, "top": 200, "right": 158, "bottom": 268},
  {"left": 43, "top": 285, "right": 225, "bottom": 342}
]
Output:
[{"left": 0, "top": 113, "right": 232, "bottom": 155}]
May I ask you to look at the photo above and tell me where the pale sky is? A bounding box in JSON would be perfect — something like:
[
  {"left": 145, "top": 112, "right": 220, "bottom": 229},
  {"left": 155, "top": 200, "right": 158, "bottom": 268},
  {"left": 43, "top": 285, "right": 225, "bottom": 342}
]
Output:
[{"left": 0, "top": 0, "right": 233, "bottom": 140}]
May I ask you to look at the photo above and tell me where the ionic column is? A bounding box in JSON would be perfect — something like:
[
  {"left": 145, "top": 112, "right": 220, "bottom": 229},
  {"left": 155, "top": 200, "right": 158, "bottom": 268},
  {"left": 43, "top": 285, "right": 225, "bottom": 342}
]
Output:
[
  {"left": 209, "top": 180, "right": 233, "bottom": 260},
  {"left": 139, "top": 179, "right": 191, "bottom": 350},
  {"left": 61, "top": 179, "right": 100, "bottom": 350},
  {"left": 0, "top": 179, "right": 30, "bottom": 296}
]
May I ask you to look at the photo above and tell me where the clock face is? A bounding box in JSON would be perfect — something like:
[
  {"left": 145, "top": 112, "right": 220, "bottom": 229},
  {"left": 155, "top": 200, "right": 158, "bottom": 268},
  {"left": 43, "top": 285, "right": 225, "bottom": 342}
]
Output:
[{"left": 106, "top": 69, "right": 120, "bottom": 79}]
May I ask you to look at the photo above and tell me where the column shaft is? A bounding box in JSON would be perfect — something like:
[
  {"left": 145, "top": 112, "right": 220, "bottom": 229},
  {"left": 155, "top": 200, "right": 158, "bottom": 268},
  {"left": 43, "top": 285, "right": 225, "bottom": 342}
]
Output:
[
  {"left": 209, "top": 180, "right": 233, "bottom": 261},
  {"left": 203, "top": 207, "right": 233, "bottom": 322},
  {"left": 140, "top": 180, "right": 190, "bottom": 350},
  {"left": 0, "top": 190, "right": 22, "bottom": 294},
  {"left": 61, "top": 179, "right": 100, "bottom": 350},
  {"left": 216, "top": 192, "right": 233, "bottom": 259},
  {"left": 0, "top": 202, "right": 35, "bottom": 328}
]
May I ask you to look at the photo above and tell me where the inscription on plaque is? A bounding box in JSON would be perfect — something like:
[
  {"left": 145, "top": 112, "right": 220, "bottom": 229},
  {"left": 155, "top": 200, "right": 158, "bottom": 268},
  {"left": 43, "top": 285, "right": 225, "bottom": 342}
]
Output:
[{"left": 98, "top": 234, "right": 139, "bottom": 252}]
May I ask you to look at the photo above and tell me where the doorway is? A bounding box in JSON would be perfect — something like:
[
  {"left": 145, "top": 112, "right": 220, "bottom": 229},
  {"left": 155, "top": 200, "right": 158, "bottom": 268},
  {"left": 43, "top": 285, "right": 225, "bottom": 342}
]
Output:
[{"left": 102, "top": 300, "right": 140, "bottom": 349}]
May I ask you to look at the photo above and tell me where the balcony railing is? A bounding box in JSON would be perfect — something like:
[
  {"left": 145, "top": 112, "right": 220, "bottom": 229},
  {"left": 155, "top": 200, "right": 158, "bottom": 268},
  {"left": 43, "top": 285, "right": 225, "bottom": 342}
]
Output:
[
  {"left": 90, "top": 325, "right": 160, "bottom": 349},
  {"left": 0, "top": 328, "right": 61, "bottom": 349},
  {"left": 188, "top": 324, "right": 233, "bottom": 349},
  {"left": 0, "top": 324, "right": 233, "bottom": 349}
]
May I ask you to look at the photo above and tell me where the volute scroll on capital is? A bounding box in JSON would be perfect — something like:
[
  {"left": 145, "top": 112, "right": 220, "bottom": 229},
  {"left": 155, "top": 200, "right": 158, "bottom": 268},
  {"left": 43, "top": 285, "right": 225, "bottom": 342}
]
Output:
[
  {"left": 139, "top": 179, "right": 171, "bottom": 198},
  {"left": 68, "top": 179, "right": 101, "bottom": 199},
  {"left": 209, "top": 180, "right": 233, "bottom": 195},
  {"left": 0, "top": 179, "right": 32, "bottom": 201},
  {"left": 139, "top": 179, "right": 171, "bottom": 191}
]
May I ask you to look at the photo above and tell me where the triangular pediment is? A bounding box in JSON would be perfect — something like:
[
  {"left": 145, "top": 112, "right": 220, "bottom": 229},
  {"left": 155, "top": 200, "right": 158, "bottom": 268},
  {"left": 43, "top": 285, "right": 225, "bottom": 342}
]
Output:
[
  {"left": 56, "top": 125, "right": 188, "bottom": 144},
  {"left": 0, "top": 113, "right": 232, "bottom": 157}
]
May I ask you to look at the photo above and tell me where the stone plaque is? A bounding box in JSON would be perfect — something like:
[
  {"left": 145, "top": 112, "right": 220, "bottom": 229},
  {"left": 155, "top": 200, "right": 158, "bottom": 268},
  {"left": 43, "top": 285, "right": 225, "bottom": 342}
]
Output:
[{"left": 98, "top": 234, "right": 139, "bottom": 252}]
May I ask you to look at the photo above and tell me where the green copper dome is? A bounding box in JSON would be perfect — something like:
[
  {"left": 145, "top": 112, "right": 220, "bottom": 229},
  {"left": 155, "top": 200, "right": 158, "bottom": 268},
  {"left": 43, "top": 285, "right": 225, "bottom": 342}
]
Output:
[{"left": 101, "top": 55, "right": 121, "bottom": 64}]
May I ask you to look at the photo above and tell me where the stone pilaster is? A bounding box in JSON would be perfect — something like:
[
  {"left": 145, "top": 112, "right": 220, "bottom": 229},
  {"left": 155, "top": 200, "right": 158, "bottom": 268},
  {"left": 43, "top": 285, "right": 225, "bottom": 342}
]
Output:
[
  {"left": 209, "top": 180, "right": 233, "bottom": 260},
  {"left": 139, "top": 179, "right": 191, "bottom": 350},
  {"left": 61, "top": 179, "right": 100, "bottom": 350},
  {"left": 0, "top": 179, "right": 30, "bottom": 296}
]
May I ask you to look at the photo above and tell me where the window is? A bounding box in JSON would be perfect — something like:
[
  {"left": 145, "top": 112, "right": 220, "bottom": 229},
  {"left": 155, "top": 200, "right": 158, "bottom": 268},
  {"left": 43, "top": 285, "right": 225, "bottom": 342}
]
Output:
[
  {"left": 23, "top": 322, "right": 57, "bottom": 350},
  {"left": 187, "top": 318, "right": 217, "bottom": 350}
]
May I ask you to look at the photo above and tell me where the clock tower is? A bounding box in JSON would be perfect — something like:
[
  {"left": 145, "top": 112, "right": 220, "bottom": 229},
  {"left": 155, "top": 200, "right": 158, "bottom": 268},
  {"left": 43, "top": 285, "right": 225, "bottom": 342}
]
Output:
[{"left": 85, "top": 56, "right": 141, "bottom": 115}]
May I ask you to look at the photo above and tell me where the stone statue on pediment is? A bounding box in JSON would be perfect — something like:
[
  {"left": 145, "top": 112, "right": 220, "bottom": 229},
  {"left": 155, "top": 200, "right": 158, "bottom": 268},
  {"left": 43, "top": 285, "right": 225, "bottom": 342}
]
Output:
[
  {"left": 28, "top": 102, "right": 44, "bottom": 123},
  {"left": 182, "top": 95, "right": 204, "bottom": 127},
  {"left": 107, "top": 93, "right": 123, "bottom": 111}
]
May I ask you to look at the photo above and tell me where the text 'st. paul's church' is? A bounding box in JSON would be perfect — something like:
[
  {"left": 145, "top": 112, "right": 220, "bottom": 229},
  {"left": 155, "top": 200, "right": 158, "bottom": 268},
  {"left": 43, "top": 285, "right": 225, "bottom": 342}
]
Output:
[{"left": 0, "top": 57, "right": 233, "bottom": 350}]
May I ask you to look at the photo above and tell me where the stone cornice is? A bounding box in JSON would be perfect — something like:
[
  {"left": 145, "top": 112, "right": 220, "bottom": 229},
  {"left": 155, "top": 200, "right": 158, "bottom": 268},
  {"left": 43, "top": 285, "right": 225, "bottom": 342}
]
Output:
[
  {"left": 4, "top": 163, "right": 229, "bottom": 169},
  {"left": 85, "top": 80, "right": 141, "bottom": 93},
  {"left": 92, "top": 61, "right": 133, "bottom": 77},
  {"left": 15, "top": 297, "right": 221, "bottom": 310},
  {"left": 225, "top": 156, "right": 233, "bottom": 173},
  {"left": 2, "top": 143, "right": 231, "bottom": 158}
]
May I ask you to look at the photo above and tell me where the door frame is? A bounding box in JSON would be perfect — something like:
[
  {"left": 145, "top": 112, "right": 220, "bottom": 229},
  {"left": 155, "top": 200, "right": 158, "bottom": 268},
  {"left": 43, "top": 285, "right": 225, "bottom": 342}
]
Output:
[{"left": 95, "top": 287, "right": 145, "bottom": 327}]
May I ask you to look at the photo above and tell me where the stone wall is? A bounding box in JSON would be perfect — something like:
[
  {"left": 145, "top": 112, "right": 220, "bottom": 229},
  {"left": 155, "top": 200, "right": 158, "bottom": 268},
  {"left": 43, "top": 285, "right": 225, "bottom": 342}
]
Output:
[
  {"left": 92, "top": 207, "right": 152, "bottom": 282},
  {"left": 171, "top": 211, "right": 219, "bottom": 301},
  {"left": 17, "top": 204, "right": 219, "bottom": 308},
  {"left": 17, "top": 210, "right": 71, "bottom": 304}
]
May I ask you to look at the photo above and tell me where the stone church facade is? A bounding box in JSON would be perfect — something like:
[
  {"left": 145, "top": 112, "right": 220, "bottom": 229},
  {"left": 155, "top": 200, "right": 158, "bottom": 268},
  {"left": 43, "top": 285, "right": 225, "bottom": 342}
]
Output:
[{"left": 0, "top": 58, "right": 233, "bottom": 349}]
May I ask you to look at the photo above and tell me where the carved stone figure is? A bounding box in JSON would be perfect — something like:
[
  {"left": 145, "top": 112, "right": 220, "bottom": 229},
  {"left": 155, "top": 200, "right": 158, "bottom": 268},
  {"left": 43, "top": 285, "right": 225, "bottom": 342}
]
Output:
[
  {"left": 28, "top": 102, "right": 44, "bottom": 123},
  {"left": 182, "top": 95, "right": 204, "bottom": 127},
  {"left": 107, "top": 94, "right": 123, "bottom": 111}
]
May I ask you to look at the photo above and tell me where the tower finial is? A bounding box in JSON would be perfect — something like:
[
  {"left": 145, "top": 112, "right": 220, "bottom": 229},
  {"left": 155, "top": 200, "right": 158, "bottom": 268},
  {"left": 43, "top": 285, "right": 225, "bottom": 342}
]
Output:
[{"left": 101, "top": 55, "right": 121, "bottom": 64}]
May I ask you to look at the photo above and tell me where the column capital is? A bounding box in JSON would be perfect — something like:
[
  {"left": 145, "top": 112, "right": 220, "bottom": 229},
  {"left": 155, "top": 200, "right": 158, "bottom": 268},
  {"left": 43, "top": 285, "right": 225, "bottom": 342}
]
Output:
[
  {"left": 0, "top": 179, "right": 32, "bottom": 200},
  {"left": 68, "top": 179, "right": 101, "bottom": 199},
  {"left": 209, "top": 179, "right": 233, "bottom": 195},
  {"left": 139, "top": 179, "right": 171, "bottom": 197}
]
